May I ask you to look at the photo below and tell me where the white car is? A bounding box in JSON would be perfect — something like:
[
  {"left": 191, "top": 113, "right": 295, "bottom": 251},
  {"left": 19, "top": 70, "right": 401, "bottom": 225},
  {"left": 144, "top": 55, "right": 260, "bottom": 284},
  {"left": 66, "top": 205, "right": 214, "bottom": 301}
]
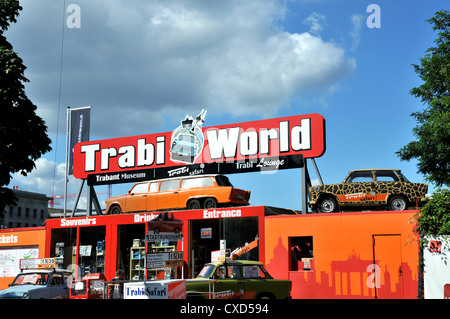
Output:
[{"left": 0, "top": 269, "right": 71, "bottom": 299}]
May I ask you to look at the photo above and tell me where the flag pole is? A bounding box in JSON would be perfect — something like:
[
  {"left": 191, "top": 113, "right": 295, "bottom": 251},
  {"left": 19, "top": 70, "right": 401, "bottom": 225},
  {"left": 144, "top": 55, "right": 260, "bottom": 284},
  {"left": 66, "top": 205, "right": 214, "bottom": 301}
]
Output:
[{"left": 64, "top": 106, "right": 71, "bottom": 216}]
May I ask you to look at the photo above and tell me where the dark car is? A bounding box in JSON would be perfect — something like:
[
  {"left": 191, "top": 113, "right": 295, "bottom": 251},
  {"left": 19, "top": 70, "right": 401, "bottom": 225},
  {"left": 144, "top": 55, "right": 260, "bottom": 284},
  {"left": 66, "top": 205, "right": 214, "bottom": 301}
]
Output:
[
  {"left": 185, "top": 260, "right": 292, "bottom": 299},
  {"left": 309, "top": 169, "right": 428, "bottom": 213}
]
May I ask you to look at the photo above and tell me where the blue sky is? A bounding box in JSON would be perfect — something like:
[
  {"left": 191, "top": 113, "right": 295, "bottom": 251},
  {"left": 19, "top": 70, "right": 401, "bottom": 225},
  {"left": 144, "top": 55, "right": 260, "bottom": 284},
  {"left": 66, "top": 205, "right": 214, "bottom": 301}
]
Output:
[{"left": 6, "top": 0, "right": 447, "bottom": 211}]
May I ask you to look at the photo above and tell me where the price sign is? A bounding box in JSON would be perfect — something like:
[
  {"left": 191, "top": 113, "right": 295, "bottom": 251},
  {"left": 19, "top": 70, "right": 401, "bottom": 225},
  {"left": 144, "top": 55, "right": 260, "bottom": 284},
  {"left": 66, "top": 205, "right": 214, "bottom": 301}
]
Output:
[
  {"left": 146, "top": 252, "right": 183, "bottom": 269},
  {"left": 20, "top": 258, "right": 56, "bottom": 270}
]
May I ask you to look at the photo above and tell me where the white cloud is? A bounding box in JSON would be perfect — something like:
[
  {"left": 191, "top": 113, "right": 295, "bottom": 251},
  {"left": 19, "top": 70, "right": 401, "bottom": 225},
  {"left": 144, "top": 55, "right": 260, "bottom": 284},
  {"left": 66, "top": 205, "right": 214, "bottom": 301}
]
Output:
[
  {"left": 7, "top": 0, "right": 356, "bottom": 139},
  {"left": 303, "top": 12, "right": 325, "bottom": 35},
  {"left": 349, "top": 14, "right": 364, "bottom": 51},
  {"left": 10, "top": 158, "right": 107, "bottom": 211}
]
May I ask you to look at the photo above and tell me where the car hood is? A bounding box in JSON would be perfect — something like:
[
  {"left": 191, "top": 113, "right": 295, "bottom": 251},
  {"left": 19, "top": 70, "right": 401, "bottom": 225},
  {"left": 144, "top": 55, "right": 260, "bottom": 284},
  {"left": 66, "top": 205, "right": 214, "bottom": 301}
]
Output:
[
  {"left": 0, "top": 285, "right": 38, "bottom": 298},
  {"left": 105, "top": 194, "right": 127, "bottom": 203}
]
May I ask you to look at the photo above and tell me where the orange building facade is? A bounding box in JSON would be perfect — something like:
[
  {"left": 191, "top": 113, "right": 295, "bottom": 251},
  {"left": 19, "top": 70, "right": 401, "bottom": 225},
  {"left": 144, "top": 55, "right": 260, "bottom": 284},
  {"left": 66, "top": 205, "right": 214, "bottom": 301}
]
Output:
[
  {"left": 264, "top": 210, "right": 419, "bottom": 299},
  {"left": 0, "top": 227, "right": 47, "bottom": 289},
  {"left": 0, "top": 208, "right": 420, "bottom": 298}
]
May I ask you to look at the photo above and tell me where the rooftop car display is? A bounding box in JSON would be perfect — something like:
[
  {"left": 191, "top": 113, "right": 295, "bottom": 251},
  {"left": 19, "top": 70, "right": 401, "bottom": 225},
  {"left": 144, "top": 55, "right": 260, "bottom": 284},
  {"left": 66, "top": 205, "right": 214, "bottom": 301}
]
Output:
[
  {"left": 105, "top": 174, "right": 250, "bottom": 214},
  {"left": 309, "top": 169, "right": 428, "bottom": 213}
]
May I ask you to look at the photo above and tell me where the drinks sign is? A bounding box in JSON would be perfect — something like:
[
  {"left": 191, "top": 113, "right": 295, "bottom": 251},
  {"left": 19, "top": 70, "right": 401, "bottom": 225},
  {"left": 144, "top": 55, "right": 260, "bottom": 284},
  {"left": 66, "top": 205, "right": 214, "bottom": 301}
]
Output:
[{"left": 72, "top": 113, "right": 325, "bottom": 184}]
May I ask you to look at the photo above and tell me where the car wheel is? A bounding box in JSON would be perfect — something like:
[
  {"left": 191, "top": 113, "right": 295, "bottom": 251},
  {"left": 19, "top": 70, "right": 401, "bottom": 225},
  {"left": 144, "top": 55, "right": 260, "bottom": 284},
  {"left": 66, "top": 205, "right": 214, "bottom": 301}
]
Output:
[
  {"left": 110, "top": 205, "right": 122, "bottom": 215},
  {"left": 389, "top": 195, "right": 407, "bottom": 211},
  {"left": 188, "top": 199, "right": 202, "bottom": 210},
  {"left": 203, "top": 198, "right": 218, "bottom": 209},
  {"left": 318, "top": 197, "right": 338, "bottom": 213}
]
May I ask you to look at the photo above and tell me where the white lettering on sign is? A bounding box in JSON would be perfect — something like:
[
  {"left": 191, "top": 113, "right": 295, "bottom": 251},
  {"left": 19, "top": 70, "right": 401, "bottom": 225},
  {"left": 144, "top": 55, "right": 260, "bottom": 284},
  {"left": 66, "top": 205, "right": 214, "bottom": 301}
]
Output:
[
  {"left": 0, "top": 234, "right": 18, "bottom": 244},
  {"left": 80, "top": 137, "right": 166, "bottom": 172},
  {"left": 206, "top": 118, "right": 311, "bottom": 160},
  {"left": 203, "top": 209, "right": 242, "bottom": 219},
  {"left": 73, "top": 114, "right": 325, "bottom": 179},
  {"left": 60, "top": 217, "right": 97, "bottom": 227},
  {"left": 134, "top": 213, "right": 158, "bottom": 223}
]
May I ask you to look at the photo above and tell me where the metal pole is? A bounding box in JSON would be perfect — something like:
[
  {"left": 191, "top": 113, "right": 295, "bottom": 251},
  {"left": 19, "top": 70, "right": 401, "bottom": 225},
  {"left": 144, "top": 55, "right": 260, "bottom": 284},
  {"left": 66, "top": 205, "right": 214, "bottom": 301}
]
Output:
[
  {"left": 301, "top": 159, "right": 308, "bottom": 214},
  {"left": 64, "top": 106, "right": 71, "bottom": 215},
  {"left": 311, "top": 158, "right": 324, "bottom": 185},
  {"left": 70, "top": 179, "right": 85, "bottom": 217}
]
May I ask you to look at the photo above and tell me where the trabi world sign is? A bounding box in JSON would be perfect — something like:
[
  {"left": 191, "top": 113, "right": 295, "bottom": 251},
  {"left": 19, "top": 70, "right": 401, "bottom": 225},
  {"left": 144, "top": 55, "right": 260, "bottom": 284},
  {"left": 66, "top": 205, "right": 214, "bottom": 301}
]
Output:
[{"left": 72, "top": 113, "right": 325, "bottom": 184}]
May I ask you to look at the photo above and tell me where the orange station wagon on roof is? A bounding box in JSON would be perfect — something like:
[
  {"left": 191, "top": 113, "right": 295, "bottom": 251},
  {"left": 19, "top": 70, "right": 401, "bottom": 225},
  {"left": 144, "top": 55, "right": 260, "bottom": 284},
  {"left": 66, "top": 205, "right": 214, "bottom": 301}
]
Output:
[{"left": 105, "top": 174, "right": 251, "bottom": 214}]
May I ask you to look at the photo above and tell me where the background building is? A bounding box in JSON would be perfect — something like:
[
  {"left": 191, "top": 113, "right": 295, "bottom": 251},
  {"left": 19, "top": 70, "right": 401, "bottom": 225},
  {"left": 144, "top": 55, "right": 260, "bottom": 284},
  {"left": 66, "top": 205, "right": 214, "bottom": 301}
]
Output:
[{"left": 1, "top": 188, "right": 50, "bottom": 229}]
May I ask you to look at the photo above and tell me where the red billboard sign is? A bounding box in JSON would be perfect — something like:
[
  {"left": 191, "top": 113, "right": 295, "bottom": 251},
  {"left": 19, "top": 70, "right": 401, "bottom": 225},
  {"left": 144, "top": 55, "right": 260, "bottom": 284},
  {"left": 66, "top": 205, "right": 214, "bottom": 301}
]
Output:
[{"left": 73, "top": 113, "right": 325, "bottom": 183}]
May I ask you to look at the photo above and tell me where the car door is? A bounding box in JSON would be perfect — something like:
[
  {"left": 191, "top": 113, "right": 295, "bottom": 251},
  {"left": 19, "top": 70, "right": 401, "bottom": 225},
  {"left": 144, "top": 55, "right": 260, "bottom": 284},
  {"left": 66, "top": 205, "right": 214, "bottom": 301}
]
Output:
[
  {"left": 126, "top": 183, "right": 150, "bottom": 212},
  {"left": 211, "top": 265, "right": 245, "bottom": 299},
  {"left": 373, "top": 170, "right": 400, "bottom": 203},
  {"left": 156, "top": 180, "right": 180, "bottom": 210},
  {"left": 241, "top": 265, "right": 267, "bottom": 299},
  {"left": 49, "top": 273, "right": 69, "bottom": 299},
  {"left": 341, "top": 171, "right": 377, "bottom": 206},
  {"left": 146, "top": 182, "right": 159, "bottom": 211}
]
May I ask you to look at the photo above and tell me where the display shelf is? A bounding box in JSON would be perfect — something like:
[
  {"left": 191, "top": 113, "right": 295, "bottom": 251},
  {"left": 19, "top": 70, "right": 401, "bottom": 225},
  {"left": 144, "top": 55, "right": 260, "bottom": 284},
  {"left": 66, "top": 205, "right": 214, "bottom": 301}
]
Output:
[{"left": 130, "top": 246, "right": 145, "bottom": 280}]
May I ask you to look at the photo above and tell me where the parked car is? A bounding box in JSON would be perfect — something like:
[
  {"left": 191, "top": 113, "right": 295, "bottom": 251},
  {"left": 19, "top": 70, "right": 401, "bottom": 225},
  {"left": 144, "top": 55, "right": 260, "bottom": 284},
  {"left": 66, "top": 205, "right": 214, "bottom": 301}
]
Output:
[
  {"left": 0, "top": 269, "right": 71, "bottom": 299},
  {"left": 309, "top": 169, "right": 428, "bottom": 213},
  {"left": 186, "top": 260, "right": 292, "bottom": 299},
  {"left": 105, "top": 174, "right": 250, "bottom": 214}
]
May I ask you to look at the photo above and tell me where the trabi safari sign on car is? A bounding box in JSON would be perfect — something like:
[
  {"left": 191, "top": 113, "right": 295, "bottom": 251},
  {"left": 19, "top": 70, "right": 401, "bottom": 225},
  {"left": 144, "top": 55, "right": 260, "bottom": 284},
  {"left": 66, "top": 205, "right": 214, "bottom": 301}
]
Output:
[{"left": 72, "top": 112, "right": 325, "bottom": 184}]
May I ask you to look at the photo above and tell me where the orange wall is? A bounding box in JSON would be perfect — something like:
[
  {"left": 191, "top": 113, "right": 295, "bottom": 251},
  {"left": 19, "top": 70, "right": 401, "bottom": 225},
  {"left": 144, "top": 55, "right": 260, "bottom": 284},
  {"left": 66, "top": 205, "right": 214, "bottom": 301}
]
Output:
[
  {"left": 0, "top": 227, "right": 46, "bottom": 289},
  {"left": 264, "top": 211, "right": 419, "bottom": 299}
]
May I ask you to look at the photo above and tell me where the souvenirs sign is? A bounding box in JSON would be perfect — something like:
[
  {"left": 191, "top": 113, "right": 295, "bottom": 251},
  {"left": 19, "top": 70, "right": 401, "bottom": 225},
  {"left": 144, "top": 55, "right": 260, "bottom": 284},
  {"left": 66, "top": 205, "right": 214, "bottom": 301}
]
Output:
[{"left": 72, "top": 112, "right": 325, "bottom": 185}]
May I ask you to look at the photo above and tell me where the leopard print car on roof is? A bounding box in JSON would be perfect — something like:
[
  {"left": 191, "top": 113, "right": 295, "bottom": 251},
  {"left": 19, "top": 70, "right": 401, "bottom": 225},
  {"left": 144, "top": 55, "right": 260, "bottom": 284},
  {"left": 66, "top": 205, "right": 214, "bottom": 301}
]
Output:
[{"left": 308, "top": 169, "right": 428, "bottom": 212}]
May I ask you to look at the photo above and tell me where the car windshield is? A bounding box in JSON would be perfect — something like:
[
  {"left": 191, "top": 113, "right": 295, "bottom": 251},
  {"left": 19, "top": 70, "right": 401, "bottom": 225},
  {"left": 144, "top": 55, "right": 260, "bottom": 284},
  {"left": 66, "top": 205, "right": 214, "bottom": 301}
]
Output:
[
  {"left": 12, "top": 273, "right": 49, "bottom": 286},
  {"left": 399, "top": 172, "right": 410, "bottom": 183},
  {"left": 197, "top": 264, "right": 216, "bottom": 279}
]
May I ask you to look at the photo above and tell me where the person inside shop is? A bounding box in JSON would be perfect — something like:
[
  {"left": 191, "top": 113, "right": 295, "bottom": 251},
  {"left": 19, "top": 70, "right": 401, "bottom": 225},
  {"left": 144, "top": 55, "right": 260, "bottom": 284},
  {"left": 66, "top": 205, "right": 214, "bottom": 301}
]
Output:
[{"left": 110, "top": 269, "right": 125, "bottom": 299}]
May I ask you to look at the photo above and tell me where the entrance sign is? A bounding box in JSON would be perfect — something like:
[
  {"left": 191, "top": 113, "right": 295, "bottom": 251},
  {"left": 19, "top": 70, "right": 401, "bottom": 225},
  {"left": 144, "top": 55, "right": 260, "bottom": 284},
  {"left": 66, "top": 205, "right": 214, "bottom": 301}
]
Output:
[{"left": 73, "top": 113, "right": 325, "bottom": 185}]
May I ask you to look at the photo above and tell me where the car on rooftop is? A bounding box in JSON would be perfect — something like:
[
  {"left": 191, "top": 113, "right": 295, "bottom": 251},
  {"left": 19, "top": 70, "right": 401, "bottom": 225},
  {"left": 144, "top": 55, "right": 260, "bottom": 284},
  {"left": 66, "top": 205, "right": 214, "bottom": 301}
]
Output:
[
  {"left": 105, "top": 174, "right": 250, "bottom": 214},
  {"left": 309, "top": 169, "right": 428, "bottom": 213},
  {"left": 185, "top": 260, "right": 292, "bottom": 299}
]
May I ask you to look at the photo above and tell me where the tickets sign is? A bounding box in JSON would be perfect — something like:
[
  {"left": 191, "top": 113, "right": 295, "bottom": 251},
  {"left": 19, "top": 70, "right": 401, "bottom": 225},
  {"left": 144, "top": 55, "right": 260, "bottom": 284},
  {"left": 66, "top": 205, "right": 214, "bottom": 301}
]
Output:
[{"left": 73, "top": 113, "right": 325, "bottom": 183}]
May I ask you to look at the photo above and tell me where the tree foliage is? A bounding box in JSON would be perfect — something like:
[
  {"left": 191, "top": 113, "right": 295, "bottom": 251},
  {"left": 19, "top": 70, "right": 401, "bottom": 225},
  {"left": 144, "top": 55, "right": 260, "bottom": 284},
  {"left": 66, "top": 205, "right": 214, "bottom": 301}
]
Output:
[
  {"left": 0, "top": 0, "right": 52, "bottom": 213},
  {"left": 398, "top": 10, "right": 450, "bottom": 244},
  {"left": 397, "top": 10, "right": 450, "bottom": 188},
  {"left": 414, "top": 189, "right": 450, "bottom": 243}
]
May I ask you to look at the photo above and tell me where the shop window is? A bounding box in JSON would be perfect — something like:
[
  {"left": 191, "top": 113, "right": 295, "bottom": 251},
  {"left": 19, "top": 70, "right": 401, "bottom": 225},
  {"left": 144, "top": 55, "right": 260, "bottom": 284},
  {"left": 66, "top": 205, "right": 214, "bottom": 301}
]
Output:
[
  {"left": 190, "top": 217, "right": 259, "bottom": 278},
  {"left": 289, "top": 236, "right": 313, "bottom": 271},
  {"left": 78, "top": 226, "right": 106, "bottom": 277},
  {"left": 51, "top": 228, "right": 77, "bottom": 270},
  {"left": 117, "top": 224, "right": 145, "bottom": 280}
]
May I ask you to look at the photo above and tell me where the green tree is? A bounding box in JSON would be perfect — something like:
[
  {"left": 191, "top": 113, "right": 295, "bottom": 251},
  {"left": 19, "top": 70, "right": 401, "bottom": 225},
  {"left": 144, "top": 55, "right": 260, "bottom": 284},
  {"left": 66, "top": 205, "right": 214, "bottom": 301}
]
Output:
[
  {"left": 0, "top": 0, "right": 52, "bottom": 214},
  {"left": 397, "top": 10, "right": 450, "bottom": 187}
]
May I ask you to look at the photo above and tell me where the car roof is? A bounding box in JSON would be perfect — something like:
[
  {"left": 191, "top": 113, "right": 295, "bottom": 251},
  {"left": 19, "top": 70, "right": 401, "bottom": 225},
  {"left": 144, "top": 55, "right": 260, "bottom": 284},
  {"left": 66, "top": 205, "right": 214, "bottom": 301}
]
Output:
[
  {"left": 348, "top": 169, "right": 400, "bottom": 173},
  {"left": 20, "top": 269, "right": 72, "bottom": 274},
  {"left": 207, "top": 260, "right": 263, "bottom": 266},
  {"left": 137, "top": 174, "right": 223, "bottom": 184}
]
